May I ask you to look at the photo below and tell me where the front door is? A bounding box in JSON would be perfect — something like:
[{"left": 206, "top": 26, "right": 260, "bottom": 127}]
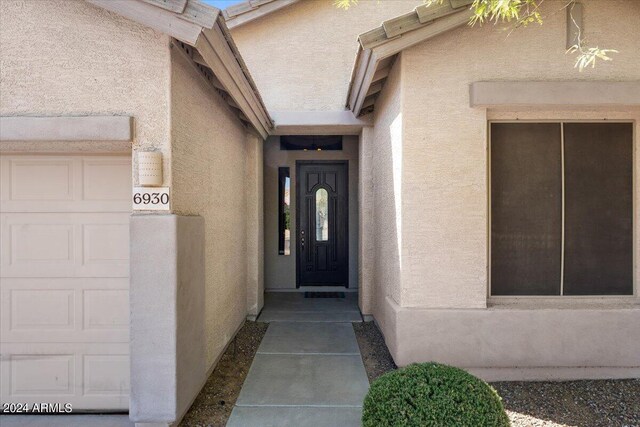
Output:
[{"left": 297, "top": 161, "right": 348, "bottom": 286}]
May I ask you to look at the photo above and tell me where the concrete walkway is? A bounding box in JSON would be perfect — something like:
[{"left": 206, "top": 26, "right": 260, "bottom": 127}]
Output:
[{"left": 227, "top": 292, "right": 369, "bottom": 427}]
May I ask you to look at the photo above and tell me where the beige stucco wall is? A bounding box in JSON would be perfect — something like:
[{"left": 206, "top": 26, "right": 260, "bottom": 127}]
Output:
[
  {"left": 363, "top": 0, "right": 640, "bottom": 378},
  {"left": 263, "top": 135, "right": 359, "bottom": 289},
  {"left": 230, "top": 0, "right": 423, "bottom": 112},
  {"left": 367, "top": 56, "right": 404, "bottom": 342},
  {"left": 246, "top": 132, "right": 265, "bottom": 316},
  {"left": 399, "top": 0, "right": 640, "bottom": 310},
  {"left": 391, "top": 298, "right": 640, "bottom": 380},
  {"left": 340, "top": 0, "right": 640, "bottom": 378},
  {"left": 170, "top": 47, "right": 261, "bottom": 367},
  {"left": 1, "top": 1, "right": 266, "bottom": 418},
  {"left": 0, "top": 0, "right": 171, "bottom": 183},
  {"left": 358, "top": 126, "right": 375, "bottom": 314}
]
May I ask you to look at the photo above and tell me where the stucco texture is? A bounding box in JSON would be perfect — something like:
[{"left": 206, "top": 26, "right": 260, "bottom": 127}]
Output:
[
  {"left": 398, "top": 0, "right": 640, "bottom": 309},
  {"left": 230, "top": 0, "right": 423, "bottom": 112},
  {"left": 358, "top": 126, "right": 375, "bottom": 315},
  {"left": 263, "top": 135, "right": 359, "bottom": 289},
  {"left": 360, "top": 0, "right": 640, "bottom": 376},
  {"left": 170, "top": 47, "right": 260, "bottom": 367},
  {"left": 246, "top": 132, "right": 265, "bottom": 316},
  {"left": 366, "top": 56, "right": 403, "bottom": 339},
  {"left": 0, "top": 0, "right": 171, "bottom": 184}
]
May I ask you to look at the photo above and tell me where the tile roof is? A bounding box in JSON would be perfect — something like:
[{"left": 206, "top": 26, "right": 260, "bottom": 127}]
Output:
[
  {"left": 223, "top": 0, "right": 299, "bottom": 29},
  {"left": 346, "top": 0, "right": 473, "bottom": 116}
]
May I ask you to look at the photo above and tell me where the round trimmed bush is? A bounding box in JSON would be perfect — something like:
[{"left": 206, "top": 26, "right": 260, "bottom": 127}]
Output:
[{"left": 362, "top": 362, "right": 509, "bottom": 427}]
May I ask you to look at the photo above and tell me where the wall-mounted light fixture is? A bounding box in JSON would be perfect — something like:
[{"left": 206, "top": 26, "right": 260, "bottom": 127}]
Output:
[{"left": 137, "top": 151, "right": 163, "bottom": 187}]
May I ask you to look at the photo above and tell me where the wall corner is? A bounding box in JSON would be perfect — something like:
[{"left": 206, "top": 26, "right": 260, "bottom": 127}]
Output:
[{"left": 130, "top": 214, "right": 207, "bottom": 425}]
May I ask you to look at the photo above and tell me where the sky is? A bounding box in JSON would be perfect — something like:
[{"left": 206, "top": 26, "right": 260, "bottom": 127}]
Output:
[{"left": 203, "top": 0, "right": 245, "bottom": 9}]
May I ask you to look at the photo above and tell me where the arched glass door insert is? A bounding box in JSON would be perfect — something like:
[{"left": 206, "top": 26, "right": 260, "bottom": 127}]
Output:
[{"left": 315, "top": 188, "right": 329, "bottom": 241}]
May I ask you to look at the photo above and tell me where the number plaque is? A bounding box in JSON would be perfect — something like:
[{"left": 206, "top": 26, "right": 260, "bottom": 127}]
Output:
[{"left": 132, "top": 187, "right": 170, "bottom": 211}]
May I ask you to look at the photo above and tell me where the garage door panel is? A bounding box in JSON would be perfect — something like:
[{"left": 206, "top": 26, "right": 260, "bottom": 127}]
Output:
[
  {"left": 5, "top": 157, "right": 76, "bottom": 201},
  {"left": 83, "top": 158, "right": 132, "bottom": 201},
  {"left": 10, "top": 289, "right": 75, "bottom": 330},
  {"left": 12, "top": 222, "right": 74, "bottom": 264},
  {"left": 0, "top": 155, "right": 131, "bottom": 213},
  {"left": 83, "top": 354, "right": 129, "bottom": 397},
  {"left": 0, "top": 154, "right": 131, "bottom": 410},
  {"left": 0, "top": 201, "right": 132, "bottom": 213},
  {"left": 9, "top": 354, "right": 75, "bottom": 396},
  {"left": 1, "top": 213, "right": 130, "bottom": 278},
  {"left": 1, "top": 343, "right": 130, "bottom": 410},
  {"left": 1, "top": 215, "right": 79, "bottom": 278},
  {"left": 83, "top": 289, "right": 129, "bottom": 330},
  {"left": 1, "top": 279, "right": 129, "bottom": 343},
  {"left": 82, "top": 223, "right": 129, "bottom": 266}
]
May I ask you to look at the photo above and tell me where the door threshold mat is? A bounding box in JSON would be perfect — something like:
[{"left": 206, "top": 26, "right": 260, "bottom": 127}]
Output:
[{"left": 304, "top": 292, "right": 346, "bottom": 298}]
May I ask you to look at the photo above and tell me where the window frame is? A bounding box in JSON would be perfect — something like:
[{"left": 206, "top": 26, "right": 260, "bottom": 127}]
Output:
[
  {"left": 278, "top": 166, "right": 291, "bottom": 256},
  {"left": 488, "top": 119, "right": 637, "bottom": 300}
]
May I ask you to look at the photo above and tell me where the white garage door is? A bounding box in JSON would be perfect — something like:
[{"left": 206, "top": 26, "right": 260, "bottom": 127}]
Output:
[{"left": 0, "top": 154, "right": 131, "bottom": 410}]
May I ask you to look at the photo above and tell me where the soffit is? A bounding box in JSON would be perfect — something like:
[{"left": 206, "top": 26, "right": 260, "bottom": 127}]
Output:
[
  {"left": 346, "top": 0, "right": 473, "bottom": 116},
  {"left": 86, "top": 0, "right": 272, "bottom": 138}
]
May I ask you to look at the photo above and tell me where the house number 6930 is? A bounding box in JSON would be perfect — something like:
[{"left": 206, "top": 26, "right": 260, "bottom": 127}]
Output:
[
  {"left": 132, "top": 187, "right": 170, "bottom": 211},
  {"left": 133, "top": 192, "right": 168, "bottom": 205}
]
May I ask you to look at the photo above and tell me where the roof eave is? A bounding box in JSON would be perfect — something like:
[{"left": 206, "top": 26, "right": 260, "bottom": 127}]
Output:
[
  {"left": 224, "top": 0, "right": 300, "bottom": 29},
  {"left": 86, "top": 0, "right": 272, "bottom": 138},
  {"left": 196, "top": 16, "right": 273, "bottom": 137},
  {"left": 346, "top": 0, "right": 474, "bottom": 116}
]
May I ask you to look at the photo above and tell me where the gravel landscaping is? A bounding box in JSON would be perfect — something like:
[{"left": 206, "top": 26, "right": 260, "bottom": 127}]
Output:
[
  {"left": 493, "top": 380, "right": 640, "bottom": 427},
  {"left": 179, "top": 321, "right": 268, "bottom": 427},
  {"left": 353, "top": 321, "right": 640, "bottom": 427},
  {"left": 352, "top": 321, "right": 397, "bottom": 383},
  {"left": 178, "top": 320, "right": 639, "bottom": 427}
]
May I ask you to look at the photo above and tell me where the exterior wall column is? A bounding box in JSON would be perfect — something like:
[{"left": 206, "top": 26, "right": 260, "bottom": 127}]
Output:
[
  {"left": 130, "top": 215, "right": 207, "bottom": 426},
  {"left": 359, "top": 126, "right": 375, "bottom": 317},
  {"left": 246, "top": 133, "right": 265, "bottom": 319}
]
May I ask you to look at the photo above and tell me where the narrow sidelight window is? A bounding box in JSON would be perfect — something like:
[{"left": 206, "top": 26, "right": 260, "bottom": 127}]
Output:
[
  {"left": 315, "top": 188, "right": 329, "bottom": 241},
  {"left": 278, "top": 167, "right": 291, "bottom": 255},
  {"left": 491, "top": 122, "right": 633, "bottom": 296}
]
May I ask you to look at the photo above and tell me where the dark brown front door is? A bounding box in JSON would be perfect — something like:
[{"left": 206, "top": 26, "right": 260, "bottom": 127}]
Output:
[{"left": 296, "top": 161, "right": 348, "bottom": 286}]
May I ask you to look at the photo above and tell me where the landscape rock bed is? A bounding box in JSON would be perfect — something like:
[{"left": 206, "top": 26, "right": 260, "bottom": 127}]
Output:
[
  {"left": 180, "top": 321, "right": 268, "bottom": 427},
  {"left": 352, "top": 321, "right": 397, "bottom": 383},
  {"left": 353, "top": 321, "right": 640, "bottom": 427},
  {"left": 493, "top": 379, "right": 640, "bottom": 427}
]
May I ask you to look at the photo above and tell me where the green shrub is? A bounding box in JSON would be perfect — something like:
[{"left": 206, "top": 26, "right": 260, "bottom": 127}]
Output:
[{"left": 362, "top": 362, "right": 510, "bottom": 427}]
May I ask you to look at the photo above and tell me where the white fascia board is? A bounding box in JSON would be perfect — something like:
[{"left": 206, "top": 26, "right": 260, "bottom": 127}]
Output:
[
  {"left": 87, "top": 0, "right": 271, "bottom": 137},
  {"left": 197, "top": 24, "right": 272, "bottom": 138},
  {"left": 225, "top": 0, "right": 299, "bottom": 29},
  {"left": 351, "top": 51, "right": 380, "bottom": 116},
  {"left": 86, "top": 0, "right": 211, "bottom": 45},
  {"left": 348, "top": 9, "right": 472, "bottom": 115}
]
